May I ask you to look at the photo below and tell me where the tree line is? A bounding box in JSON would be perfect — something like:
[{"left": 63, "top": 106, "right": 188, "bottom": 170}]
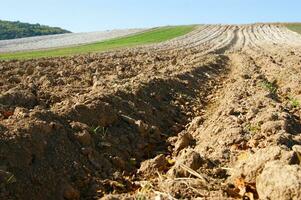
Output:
[{"left": 0, "top": 20, "right": 71, "bottom": 40}]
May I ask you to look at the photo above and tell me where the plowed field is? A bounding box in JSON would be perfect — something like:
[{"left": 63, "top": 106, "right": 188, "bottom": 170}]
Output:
[{"left": 1, "top": 24, "right": 301, "bottom": 200}]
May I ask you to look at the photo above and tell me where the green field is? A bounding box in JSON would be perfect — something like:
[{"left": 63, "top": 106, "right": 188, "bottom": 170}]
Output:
[
  {"left": 285, "top": 23, "right": 301, "bottom": 34},
  {"left": 0, "top": 25, "right": 196, "bottom": 60}
]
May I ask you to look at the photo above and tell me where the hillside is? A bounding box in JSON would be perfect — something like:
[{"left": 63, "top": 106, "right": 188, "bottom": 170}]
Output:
[{"left": 0, "top": 20, "right": 70, "bottom": 40}]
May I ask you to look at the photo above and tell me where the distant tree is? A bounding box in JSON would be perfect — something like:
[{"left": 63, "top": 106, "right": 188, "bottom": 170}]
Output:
[{"left": 0, "top": 20, "right": 71, "bottom": 40}]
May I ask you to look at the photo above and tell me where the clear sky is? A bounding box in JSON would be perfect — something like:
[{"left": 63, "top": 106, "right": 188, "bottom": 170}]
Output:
[{"left": 1, "top": 0, "right": 301, "bottom": 32}]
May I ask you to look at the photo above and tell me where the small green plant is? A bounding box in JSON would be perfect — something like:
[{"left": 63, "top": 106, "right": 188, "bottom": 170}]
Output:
[
  {"left": 0, "top": 173, "right": 16, "bottom": 188},
  {"left": 261, "top": 81, "right": 277, "bottom": 94},
  {"left": 129, "top": 158, "right": 137, "bottom": 166},
  {"left": 136, "top": 182, "right": 153, "bottom": 200},
  {"left": 136, "top": 194, "right": 147, "bottom": 200},
  {"left": 6, "top": 174, "right": 16, "bottom": 184},
  {"left": 92, "top": 126, "right": 108, "bottom": 138},
  {"left": 289, "top": 97, "right": 300, "bottom": 108},
  {"left": 246, "top": 123, "right": 261, "bottom": 133}
]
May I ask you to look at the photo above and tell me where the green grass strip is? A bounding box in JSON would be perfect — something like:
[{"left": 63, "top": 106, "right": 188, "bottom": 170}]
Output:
[
  {"left": 285, "top": 23, "right": 301, "bottom": 34},
  {"left": 0, "top": 25, "right": 196, "bottom": 60}
]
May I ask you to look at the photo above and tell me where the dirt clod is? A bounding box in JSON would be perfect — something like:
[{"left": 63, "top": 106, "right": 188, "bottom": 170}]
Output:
[
  {"left": 231, "top": 146, "right": 295, "bottom": 183},
  {"left": 63, "top": 184, "right": 80, "bottom": 200},
  {"left": 167, "top": 149, "right": 205, "bottom": 178},
  {"left": 173, "top": 132, "right": 194, "bottom": 153},
  {"left": 256, "top": 161, "right": 301, "bottom": 200},
  {"left": 0, "top": 88, "right": 37, "bottom": 108},
  {"left": 74, "top": 130, "right": 92, "bottom": 146},
  {"left": 138, "top": 154, "right": 169, "bottom": 177}
]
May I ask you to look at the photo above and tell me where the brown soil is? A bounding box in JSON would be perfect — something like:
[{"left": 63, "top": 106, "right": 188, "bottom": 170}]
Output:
[{"left": 1, "top": 24, "right": 301, "bottom": 200}]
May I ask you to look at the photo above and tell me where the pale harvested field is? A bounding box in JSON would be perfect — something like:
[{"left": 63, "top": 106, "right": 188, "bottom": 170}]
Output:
[{"left": 0, "top": 28, "right": 145, "bottom": 53}]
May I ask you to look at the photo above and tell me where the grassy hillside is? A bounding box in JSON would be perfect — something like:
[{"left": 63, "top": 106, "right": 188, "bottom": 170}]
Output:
[
  {"left": 0, "top": 25, "right": 196, "bottom": 60},
  {"left": 0, "top": 20, "right": 70, "bottom": 40},
  {"left": 284, "top": 23, "right": 301, "bottom": 34}
]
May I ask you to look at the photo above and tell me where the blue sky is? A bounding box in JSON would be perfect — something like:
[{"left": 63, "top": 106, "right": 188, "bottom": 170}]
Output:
[{"left": 1, "top": 0, "right": 301, "bottom": 32}]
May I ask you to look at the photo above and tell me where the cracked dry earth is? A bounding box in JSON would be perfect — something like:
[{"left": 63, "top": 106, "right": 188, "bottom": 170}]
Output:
[{"left": 1, "top": 24, "right": 301, "bottom": 200}]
